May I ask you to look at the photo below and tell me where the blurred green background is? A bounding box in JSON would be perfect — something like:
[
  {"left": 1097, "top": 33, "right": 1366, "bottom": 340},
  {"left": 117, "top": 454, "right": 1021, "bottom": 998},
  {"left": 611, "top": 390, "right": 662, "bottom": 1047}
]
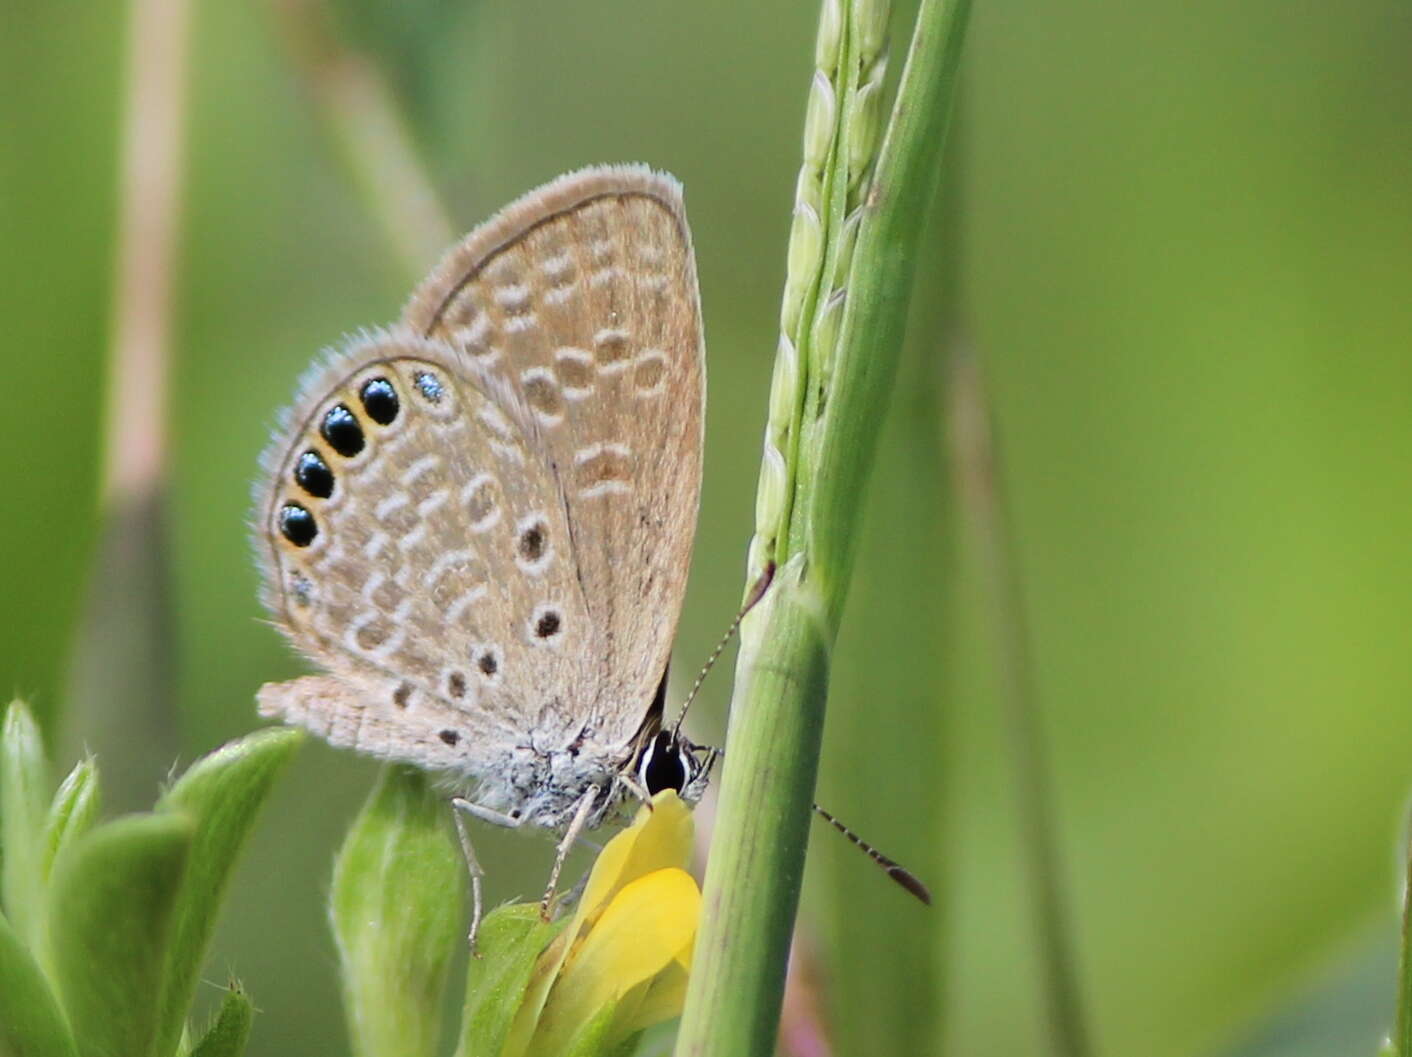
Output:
[{"left": 3, "top": 0, "right": 1410, "bottom": 1054}]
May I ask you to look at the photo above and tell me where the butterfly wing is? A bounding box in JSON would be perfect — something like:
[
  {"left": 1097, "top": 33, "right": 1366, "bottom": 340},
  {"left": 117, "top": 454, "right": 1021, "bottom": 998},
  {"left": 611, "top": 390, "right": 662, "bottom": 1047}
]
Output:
[
  {"left": 401, "top": 165, "right": 705, "bottom": 747},
  {"left": 255, "top": 331, "right": 603, "bottom": 771}
]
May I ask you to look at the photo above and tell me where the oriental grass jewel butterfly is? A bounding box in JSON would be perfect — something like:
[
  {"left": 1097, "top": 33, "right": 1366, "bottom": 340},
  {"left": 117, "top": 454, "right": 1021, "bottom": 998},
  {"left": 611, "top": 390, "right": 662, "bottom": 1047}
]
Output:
[{"left": 253, "top": 166, "right": 714, "bottom": 939}]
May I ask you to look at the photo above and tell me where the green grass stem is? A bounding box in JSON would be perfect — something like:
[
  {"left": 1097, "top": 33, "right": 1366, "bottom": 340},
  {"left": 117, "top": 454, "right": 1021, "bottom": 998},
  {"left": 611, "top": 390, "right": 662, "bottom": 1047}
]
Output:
[{"left": 674, "top": 0, "right": 972, "bottom": 1053}]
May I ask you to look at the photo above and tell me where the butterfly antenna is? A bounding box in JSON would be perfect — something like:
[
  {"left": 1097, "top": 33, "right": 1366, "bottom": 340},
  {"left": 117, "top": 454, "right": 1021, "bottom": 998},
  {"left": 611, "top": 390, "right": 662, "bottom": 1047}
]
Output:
[
  {"left": 813, "top": 803, "right": 932, "bottom": 905},
  {"left": 670, "top": 561, "right": 776, "bottom": 740}
]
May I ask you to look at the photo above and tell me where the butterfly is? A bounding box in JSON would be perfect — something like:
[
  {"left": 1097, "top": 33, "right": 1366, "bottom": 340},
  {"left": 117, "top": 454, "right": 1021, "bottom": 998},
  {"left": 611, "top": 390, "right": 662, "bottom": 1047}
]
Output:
[{"left": 253, "top": 166, "right": 712, "bottom": 937}]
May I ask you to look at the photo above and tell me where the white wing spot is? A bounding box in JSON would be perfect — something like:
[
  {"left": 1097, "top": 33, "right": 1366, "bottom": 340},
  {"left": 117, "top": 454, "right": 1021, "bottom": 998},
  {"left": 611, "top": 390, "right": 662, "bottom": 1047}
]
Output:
[
  {"left": 452, "top": 314, "right": 498, "bottom": 361},
  {"left": 363, "top": 531, "right": 390, "bottom": 560},
  {"left": 504, "top": 313, "right": 540, "bottom": 335},
  {"left": 422, "top": 548, "right": 476, "bottom": 590},
  {"left": 349, "top": 613, "right": 405, "bottom": 658},
  {"left": 633, "top": 350, "right": 668, "bottom": 395},
  {"left": 521, "top": 367, "right": 565, "bottom": 425},
  {"left": 589, "top": 267, "right": 620, "bottom": 288},
  {"left": 397, "top": 523, "right": 427, "bottom": 553},
  {"left": 541, "top": 253, "right": 574, "bottom": 282},
  {"left": 544, "top": 285, "right": 578, "bottom": 306},
  {"left": 554, "top": 347, "right": 595, "bottom": 397},
  {"left": 375, "top": 492, "right": 410, "bottom": 522},
  {"left": 490, "top": 440, "right": 524, "bottom": 464},
  {"left": 445, "top": 585, "right": 489, "bottom": 624},
  {"left": 401, "top": 454, "right": 441, "bottom": 486},
  {"left": 579, "top": 480, "right": 631, "bottom": 498},
  {"left": 462, "top": 474, "right": 501, "bottom": 531},
  {"left": 574, "top": 442, "right": 633, "bottom": 499},
  {"left": 494, "top": 283, "right": 532, "bottom": 313},
  {"left": 477, "top": 404, "right": 514, "bottom": 440},
  {"left": 594, "top": 328, "right": 633, "bottom": 372},
  {"left": 416, "top": 489, "right": 449, "bottom": 519}
]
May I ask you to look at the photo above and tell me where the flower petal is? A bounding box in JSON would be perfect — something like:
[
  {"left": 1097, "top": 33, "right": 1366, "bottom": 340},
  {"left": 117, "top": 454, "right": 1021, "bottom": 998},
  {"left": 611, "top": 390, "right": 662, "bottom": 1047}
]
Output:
[
  {"left": 526, "top": 867, "right": 699, "bottom": 1057},
  {"left": 575, "top": 791, "right": 693, "bottom": 933},
  {"left": 500, "top": 791, "right": 695, "bottom": 1057}
]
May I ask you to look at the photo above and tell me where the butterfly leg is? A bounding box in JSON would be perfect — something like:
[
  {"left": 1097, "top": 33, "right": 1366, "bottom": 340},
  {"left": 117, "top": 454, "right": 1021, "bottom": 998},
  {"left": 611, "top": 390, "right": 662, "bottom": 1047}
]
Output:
[
  {"left": 613, "top": 771, "right": 653, "bottom": 808},
  {"left": 451, "top": 797, "right": 527, "bottom": 952},
  {"left": 540, "top": 784, "right": 601, "bottom": 923}
]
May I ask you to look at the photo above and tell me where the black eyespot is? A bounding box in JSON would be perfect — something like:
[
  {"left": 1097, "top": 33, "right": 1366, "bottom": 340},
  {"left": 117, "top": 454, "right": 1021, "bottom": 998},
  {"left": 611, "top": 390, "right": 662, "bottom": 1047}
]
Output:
[
  {"left": 641, "top": 732, "right": 688, "bottom": 795},
  {"left": 448, "top": 672, "right": 467, "bottom": 698},
  {"left": 535, "top": 611, "right": 561, "bottom": 639},
  {"left": 359, "top": 377, "right": 399, "bottom": 424},
  {"left": 293, "top": 450, "right": 334, "bottom": 498},
  {"left": 439, "top": 729, "right": 460, "bottom": 746},
  {"left": 320, "top": 403, "right": 365, "bottom": 457},
  {"left": 477, "top": 651, "right": 498, "bottom": 676},
  {"left": 393, "top": 682, "right": 412, "bottom": 709},
  {"left": 278, "top": 503, "right": 317, "bottom": 546}
]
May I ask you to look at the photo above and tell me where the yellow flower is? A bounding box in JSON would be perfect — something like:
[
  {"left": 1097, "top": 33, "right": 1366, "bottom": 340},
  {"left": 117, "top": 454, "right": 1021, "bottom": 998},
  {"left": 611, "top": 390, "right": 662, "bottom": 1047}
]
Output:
[{"left": 495, "top": 790, "right": 700, "bottom": 1057}]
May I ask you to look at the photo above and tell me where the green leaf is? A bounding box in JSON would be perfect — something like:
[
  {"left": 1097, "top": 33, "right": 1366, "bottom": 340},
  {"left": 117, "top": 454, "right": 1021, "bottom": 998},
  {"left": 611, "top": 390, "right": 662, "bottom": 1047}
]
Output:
[
  {"left": 0, "top": 907, "right": 78, "bottom": 1057},
  {"left": 150, "top": 728, "right": 302, "bottom": 1057},
  {"left": 49, "top": 812, "right": 192, "bottom": 1057},
  {"left": 187, "top": 983, "right": 252, "bottom": 1057},
  {"left": 455, "top": 904, "right": 565, "bottom": 1057},
  {"left": 331, "top": 764, "right": 465, "bottom": 1057},
  {"left": 2, "top": 700, "right": 51, "bottom": 943},
  {"left": 40, "top": 758, "right": 101, "bottom": 883}
]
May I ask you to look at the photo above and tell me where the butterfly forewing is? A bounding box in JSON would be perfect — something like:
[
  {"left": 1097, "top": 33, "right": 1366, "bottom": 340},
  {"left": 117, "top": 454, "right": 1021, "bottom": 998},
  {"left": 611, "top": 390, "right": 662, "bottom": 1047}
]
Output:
[{"left": 402, "top": 166, "right": 704, "bottom": 746}]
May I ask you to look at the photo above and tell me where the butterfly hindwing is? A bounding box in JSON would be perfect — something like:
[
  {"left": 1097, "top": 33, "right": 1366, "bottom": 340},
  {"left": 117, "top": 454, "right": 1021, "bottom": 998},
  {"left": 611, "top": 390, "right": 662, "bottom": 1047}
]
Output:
[{"left": 255, "top": 332, "right": 599, "bottom": 762}]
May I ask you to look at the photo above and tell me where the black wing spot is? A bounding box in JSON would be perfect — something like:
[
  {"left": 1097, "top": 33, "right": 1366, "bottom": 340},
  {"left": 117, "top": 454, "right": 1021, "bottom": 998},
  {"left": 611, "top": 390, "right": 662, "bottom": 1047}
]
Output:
[
  {"left": 294, "top": 450, "right": 334, "bottom": 498},
  {"left": 278, "top": 504, "right": 317, "bottom": 546},
  {"left": 359, "top": 377, "right": 399, "bottom": 424},
  {"left": 320, "top": 403, "right": 365, "bottom": 457},
  {"left": 535, "top": 610, "right": 561, "bottom": 639}
]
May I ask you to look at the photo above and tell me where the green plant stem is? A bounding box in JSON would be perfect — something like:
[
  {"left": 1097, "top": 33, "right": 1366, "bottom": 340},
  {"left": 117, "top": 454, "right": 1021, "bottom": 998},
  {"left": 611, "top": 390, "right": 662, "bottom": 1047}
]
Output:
[
  {"left": 268, "top": 0, "right": 455, "bottom": 281},
  {"left": 674, "top": 0, "right": 971, "bottom": 1052},
  {"left": 64, "top": 0, "right": 190, "bottom": 810},
  {"left": 805, "top": 0, "right": 972, "bottom": 611},
  {"left": 1396, "top": 818, "right": 1412, "bottom": 1057},
  {"left": 676, "top": 561, "right": 830, "bottom": 1057},
  {"left": 950, "top": 352, "right": 1093, "bottom": 1057}
]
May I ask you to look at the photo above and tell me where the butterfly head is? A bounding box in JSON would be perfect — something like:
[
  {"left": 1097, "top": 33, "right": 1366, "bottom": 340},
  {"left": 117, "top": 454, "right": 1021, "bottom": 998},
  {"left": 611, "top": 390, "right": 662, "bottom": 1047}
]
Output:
[{"left": 636, "top": 729, "right": 713, "bottom": 803}]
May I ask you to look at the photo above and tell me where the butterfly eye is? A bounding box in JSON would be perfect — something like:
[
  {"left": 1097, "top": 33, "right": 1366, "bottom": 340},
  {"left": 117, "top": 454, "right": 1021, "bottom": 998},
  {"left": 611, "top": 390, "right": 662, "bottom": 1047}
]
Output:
[{"left": 639, "top": 731, "right": 689, "bottom": 795}]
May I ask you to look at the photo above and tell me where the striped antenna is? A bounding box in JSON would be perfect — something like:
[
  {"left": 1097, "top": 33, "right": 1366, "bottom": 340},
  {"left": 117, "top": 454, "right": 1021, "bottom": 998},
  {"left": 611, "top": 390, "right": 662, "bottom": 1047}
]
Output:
[
  {"left": 813, "top": 803, "right": 932, "bottom": 905},
  {"left": 669, "top": 560, "right": 776, "bottom": 740}
]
